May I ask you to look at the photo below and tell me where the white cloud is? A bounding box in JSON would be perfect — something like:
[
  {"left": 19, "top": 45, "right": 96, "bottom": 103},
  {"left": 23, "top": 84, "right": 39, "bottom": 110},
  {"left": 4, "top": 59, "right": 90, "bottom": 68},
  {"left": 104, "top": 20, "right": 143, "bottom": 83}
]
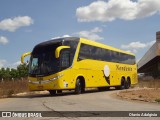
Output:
[
  {"left": 121, "top": 40, "right": 155, "bottom": 53},
  {"left": 0, "top": 16, "right": 33, "bottom": 32},
  {"left": 51, "top": 34, "right": 71, "bottom": 39},
  {"left": 62, "top": 35, "right": 71, "bottom": 37},
  {"left": 9, "top": 61, "right": 22, "bottom": 68},
  {"left": 0, "top": 36, "right": 9, "bottom": 45},
  {"left": 75, "top": 27, "right": 103, "bottom": 41},
  {"left": 121, "top": 41, "right": 146, "bottom": 49},
  {"left": 0, "top": 59, "right": 7, "bottom": 68},
  {"left": 76, "top": 0, "right": 160, "bottom": 22},
  {"left": 0, "top": 60, "right": 22, "bottom": 68},
  {"left": 13, "top": 61, "right": 21, "bottom": 66}
]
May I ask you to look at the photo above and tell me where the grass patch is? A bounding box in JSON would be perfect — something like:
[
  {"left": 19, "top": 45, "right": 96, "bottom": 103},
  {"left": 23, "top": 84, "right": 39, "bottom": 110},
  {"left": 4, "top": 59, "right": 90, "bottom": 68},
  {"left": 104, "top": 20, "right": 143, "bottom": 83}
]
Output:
[
  {"left": 0, "top": 78, "right": 29, "bottom": 97},
  {"left": 155, "top": 98, "right": 160, "bottom": 103}
]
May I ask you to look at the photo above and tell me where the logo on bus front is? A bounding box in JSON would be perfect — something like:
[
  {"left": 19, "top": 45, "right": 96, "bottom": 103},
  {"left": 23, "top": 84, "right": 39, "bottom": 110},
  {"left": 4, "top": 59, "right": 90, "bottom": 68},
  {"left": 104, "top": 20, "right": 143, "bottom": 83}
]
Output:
[{"left": 37, "top": 77, "right": 43, "bottom": 81}]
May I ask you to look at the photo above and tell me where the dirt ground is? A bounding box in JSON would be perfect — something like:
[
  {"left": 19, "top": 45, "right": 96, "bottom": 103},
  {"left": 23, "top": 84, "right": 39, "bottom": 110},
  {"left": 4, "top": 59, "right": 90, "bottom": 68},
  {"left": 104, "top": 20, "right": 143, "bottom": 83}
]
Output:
[{"left": 116, "top": 88, "right": 160, "bottom": 103}]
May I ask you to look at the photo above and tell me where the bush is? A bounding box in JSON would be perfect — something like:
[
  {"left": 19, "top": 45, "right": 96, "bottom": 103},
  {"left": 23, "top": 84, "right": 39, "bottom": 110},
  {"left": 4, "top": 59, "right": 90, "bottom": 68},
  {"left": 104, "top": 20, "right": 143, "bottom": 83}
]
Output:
[{"left": 155, "top": 98, "right": 160, "bottom": 103}]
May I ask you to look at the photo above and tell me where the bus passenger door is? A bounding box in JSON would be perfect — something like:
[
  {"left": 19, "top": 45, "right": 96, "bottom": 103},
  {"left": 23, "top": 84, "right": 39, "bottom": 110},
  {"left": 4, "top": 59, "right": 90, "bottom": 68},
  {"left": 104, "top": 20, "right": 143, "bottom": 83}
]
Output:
[{"left": 60, "top": 50, "right": 72, "bottom": 88}]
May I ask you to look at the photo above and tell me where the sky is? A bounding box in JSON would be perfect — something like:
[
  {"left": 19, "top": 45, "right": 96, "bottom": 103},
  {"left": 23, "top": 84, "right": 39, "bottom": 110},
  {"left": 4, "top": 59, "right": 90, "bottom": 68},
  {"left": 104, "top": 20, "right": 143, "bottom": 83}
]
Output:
[{"left": 0, "top": 0, "right": 160, "bottom": 68}]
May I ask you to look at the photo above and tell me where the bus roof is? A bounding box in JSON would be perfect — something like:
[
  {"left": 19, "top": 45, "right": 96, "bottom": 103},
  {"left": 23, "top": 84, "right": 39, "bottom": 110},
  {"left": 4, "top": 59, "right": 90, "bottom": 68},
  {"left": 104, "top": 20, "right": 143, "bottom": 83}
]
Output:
[{"left": 35, "top": 37, "right": 79, "bottom": 47}]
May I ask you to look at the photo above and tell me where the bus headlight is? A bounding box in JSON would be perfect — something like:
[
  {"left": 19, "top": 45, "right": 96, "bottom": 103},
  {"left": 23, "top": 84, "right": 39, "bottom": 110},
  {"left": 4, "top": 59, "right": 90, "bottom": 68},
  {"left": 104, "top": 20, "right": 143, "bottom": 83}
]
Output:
[
  {"left": 28, "top": 74, "right": 64, "bottom": 84},
  {"left": 49, "top": 74, "right": 63, "bottom": 81}
]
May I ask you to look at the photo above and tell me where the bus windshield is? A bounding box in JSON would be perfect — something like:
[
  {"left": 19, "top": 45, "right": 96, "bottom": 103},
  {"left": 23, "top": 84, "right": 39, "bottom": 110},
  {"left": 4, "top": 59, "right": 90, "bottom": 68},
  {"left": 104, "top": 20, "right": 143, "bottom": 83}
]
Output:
[
  {"left": 29, "top": 43, "right": 61, "bottom": 76},
  {"left": 29, "top": 39, "right": 79, "bottom": 77}
]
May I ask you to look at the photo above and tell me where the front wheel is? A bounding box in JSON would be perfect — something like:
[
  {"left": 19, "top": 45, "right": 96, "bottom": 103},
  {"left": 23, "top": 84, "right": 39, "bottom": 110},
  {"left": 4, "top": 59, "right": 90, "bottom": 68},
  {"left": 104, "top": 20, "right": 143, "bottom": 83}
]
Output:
[
  {"left": 49, "top": 90, "right": 56, "bottom": 96},
  {"left": 75, "top": 79, "right": 82, "bottom": 94}
]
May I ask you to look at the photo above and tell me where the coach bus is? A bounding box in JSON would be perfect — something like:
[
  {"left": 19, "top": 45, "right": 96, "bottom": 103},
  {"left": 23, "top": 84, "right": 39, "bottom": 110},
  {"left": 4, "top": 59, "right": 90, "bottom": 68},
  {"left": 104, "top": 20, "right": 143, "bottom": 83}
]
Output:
[{"left": 21, "top": 37, "right": 138, "bottom": 95}]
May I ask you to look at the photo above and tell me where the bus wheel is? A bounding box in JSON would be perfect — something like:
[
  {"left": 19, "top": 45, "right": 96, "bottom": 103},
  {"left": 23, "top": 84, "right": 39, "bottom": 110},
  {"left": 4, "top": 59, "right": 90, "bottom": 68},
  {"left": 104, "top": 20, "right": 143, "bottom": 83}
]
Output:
[
  {"left": 75, "top": 79, "right": 82, "bottom": 94},
  {"left": 116, "top": 78, "right": 125, "bottom": 90},
  {"left": 49, "top": 90, "right": 56, "bottom": 95},
  {"left": 125, "top": 80, "right": 130, "bottom": 89},
  {"left": 120, "top": 78, "right": 125, "bottom": 89}
]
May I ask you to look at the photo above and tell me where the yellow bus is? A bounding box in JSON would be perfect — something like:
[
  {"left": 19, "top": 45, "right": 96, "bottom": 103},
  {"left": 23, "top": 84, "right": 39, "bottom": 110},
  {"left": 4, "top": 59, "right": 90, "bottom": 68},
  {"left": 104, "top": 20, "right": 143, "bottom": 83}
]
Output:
[{"left": 21, "top": 37, "right": 138, "bottom": 95}]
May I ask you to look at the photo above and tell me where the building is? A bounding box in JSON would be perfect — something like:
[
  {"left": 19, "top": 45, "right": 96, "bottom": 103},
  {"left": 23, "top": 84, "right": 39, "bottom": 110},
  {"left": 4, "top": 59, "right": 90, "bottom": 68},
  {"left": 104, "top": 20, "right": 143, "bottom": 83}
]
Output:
[{"left": 138, "top": 31, "right": 160, "bottom": 78}]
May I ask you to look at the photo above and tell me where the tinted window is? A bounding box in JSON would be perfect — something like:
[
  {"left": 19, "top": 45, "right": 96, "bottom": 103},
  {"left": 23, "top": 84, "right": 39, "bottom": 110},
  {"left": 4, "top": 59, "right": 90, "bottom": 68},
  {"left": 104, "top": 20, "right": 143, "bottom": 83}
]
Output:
[
  {"left": 61, "top": 50, "right": 70, "bottom": 69},
  {"left": 63, "top": 40, "right": 79, "bottom": 65},
  {"left": 78, "top": 43, "right": 135, "bottom": 65},
  {"left": 29, "top": 43, "right": 61, "bottom": 76}
]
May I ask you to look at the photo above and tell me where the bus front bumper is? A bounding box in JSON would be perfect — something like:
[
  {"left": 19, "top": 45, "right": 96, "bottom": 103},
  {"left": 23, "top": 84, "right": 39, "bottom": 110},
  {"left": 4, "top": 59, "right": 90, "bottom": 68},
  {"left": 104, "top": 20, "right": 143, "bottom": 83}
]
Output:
[{"left": 28, "top": 74, "right": 64, "bottom": 91}]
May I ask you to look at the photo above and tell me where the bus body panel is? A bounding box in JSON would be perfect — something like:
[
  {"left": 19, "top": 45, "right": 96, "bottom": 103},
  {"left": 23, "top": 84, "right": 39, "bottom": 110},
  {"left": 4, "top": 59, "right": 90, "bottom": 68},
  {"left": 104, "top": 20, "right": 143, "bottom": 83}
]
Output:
[
  {"left": 27, "top": 37, "right": 138, "bottom": 91},
  {"left": 28, "top": 61, "right": 137, "bottom": 91}
]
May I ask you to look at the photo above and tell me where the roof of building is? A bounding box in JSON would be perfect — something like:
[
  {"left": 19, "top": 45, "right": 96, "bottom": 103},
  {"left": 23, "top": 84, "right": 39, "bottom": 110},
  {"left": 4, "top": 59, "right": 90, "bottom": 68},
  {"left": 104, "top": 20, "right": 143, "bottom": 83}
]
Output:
[{"left": 138, "top": 31, "right": 160, "bottom": 72}]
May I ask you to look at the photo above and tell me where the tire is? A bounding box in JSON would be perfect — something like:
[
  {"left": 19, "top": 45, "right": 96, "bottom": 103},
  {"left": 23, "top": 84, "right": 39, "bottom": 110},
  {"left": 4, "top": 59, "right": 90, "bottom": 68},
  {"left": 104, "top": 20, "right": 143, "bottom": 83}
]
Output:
[
  {"left": 125, "top": 80, "right": 130, "bottom": 89},
  {"left": 116, "top": 78, "right": 125, "bottom": 90},
  {"left": 120, "top": 78, "right": 125, "bottom": 90},
  {"left": 49, "top": 90, "right": 56, "bottom": 95},
  {"left": 75, "top": 79, "right": 82, "bottom": 94},
  {"left": 81, "top": 86, "right": 85, "bottom": 93}
]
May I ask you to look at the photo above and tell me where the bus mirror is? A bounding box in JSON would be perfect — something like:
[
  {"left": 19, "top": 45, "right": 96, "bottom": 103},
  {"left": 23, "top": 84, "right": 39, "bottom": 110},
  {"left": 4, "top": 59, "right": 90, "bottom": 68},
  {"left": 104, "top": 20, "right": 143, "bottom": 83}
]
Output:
[
  {"left": 55, "top": 46, "right": 70, "bottom": 58},
  {"left": 21, "top": 52, "right": 31, "bottom": 64},
  {"left": 78, "top": 56, "right": 84, "bottom": 61}
]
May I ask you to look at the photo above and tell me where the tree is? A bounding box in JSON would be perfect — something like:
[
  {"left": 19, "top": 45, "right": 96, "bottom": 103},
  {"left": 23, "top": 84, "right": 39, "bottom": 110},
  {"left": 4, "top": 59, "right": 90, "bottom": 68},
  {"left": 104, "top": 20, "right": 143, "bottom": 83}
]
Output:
[
  {"left": 4, "top": 68, "right": 11, "bottom": 79},
  {"left": 0, "top": 67, "right": 11, "bottom": 80},
  {"left": 0, "top": 68, "right": 5, "bottom": 79},
  {"left": 0, "top": 68, "right": 3, "bottom": 79},
  {"left": 0, "top": 63, "right": 29, "bottom": 80},
  {"left": 17, "top": 63, "right": 29, "bottom": 78},
  {"left": 10, "top": 68, "right": 19, "bottom": 79}
]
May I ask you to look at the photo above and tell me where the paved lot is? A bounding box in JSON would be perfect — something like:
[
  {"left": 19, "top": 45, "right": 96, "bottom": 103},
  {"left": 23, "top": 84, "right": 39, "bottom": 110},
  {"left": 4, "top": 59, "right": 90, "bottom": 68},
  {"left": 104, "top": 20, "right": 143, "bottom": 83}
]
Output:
[{"left": 0, "top": 89, "right": 159, "bottom": 120}]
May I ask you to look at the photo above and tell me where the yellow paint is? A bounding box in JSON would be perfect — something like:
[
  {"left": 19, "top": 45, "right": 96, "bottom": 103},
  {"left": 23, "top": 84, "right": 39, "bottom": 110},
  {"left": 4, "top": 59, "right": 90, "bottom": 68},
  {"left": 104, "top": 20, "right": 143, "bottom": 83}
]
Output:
[
  {"left": 21, "top": 52, "right": 31, "bottom": 64},
  {"left": 55, "top": 46, "right": 70, "bottom": 58}
]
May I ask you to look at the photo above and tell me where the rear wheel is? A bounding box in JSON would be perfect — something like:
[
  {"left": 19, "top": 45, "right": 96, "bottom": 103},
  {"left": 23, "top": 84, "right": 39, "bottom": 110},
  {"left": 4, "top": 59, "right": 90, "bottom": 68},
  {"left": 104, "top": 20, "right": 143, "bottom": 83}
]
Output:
[
  {"left": 115, "top": 78, "right": 125, "bottom": 90},
  {"left": 49, "top": 90, "right": 56, "bottom": 95},
  {"left": 125, "top": 79, "right": 130, "bottom": 89}
]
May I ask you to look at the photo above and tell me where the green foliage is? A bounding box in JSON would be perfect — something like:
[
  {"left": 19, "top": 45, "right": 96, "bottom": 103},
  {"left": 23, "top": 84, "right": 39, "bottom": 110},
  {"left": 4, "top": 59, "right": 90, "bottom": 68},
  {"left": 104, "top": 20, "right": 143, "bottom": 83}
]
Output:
[
  {"left": 17, "top": 63, "right": 28, "bottom": 78},
  {"left": 155, "top": 98, "right": 160, "bottom": 103},
  {"left": 0, "top": 63, "right": 28, "bottom": 80}
]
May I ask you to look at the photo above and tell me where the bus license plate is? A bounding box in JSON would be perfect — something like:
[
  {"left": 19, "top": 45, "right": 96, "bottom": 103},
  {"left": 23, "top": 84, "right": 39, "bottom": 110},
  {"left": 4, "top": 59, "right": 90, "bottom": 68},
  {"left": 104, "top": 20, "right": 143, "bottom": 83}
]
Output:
[
  {"left": 37, "top": 77, "right": 43, "bottom": 81},
  {"left": 37, "top": 85, "right": 43, "bottom": 90}
]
